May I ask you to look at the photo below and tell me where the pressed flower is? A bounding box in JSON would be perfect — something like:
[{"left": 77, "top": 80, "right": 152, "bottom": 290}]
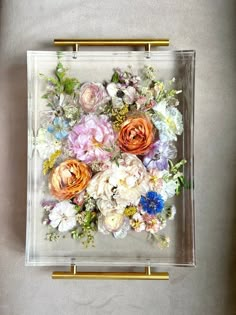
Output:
[
  {"left": 148, "top": 168, "right": 164, "bottom": 192},
  {"left": 143, "top": 140, "right": 177, "bottom": 170},
  {"left": 142, "top": 213, "right": 161, "bottom": 233},
  {"left": 103, "top": 212, "right": 125, "bottom": 232},
  {"left": 107, "top": 83, "right": 136, "bottom": 107},
  {"left": 110, "top": 104, "right": 129, "bottom": 131},
  {"left": 152, "top": 100, "right": 183, "bottom": 141},
  {"left": 49, "top": 159, "right": 91, "bottom": 200},
  {"left": 49, "top": 201, "right": 77, "bottom": 232},
  {"left": 73, "top": 191, "right": 86, "bottom": 206},
  {"left": 43, "top": 150, "right": 62, "bottom": 175},
  {"left": 98, "top": 213, "right": 130, "bottom": 239},
  {"left": 118, "top": 115, "right": 154, "bottom": 155},
  {"left": 124, "top": 206, "right": 137, "bottom": 217},
  {"left": 68, "top": 114, "right": 115, "bottom": 164},
  {"left": 148, "top": 169, "right": 178, "bottom": 201},
  {"left": 47, "top": 117, "right": 69, "bottom": 140},
  {"left": 140, "top": 191, "right": 164, "bottom": 215},
  {"left": 111, "top": 67, "right": 140, "bottom": 88},
  {"left": 35, "top": 128, "right": 61, "bottom": 159},
  {"left": 79, "top": 82, "right": 109, "bottom": 113},
  {"left": 161, "top": 179, "right": 178, "bottom": 200},
  {"left": 130, "top": 213, "right": 145, "bottom": 232},
  {"left": 87, "top": 153, "right": 149, "bottom": 215}
]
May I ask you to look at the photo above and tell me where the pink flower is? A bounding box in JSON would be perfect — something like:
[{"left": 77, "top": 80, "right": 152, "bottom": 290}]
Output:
[
  {"left": 79, "top": 82, "right": 109, "bottom": 113},
  {"left": 73, "top": 191, "right": 86, "bottom": 206},
  {"left": 148, "top": 168, "right": 164, "bottom": 192},
  {"left": 130, "top": 213, "right": 145, "bottom": 232},
  {"left": 68, "top": 114, "right": 116, "bottom": 164},
  {"left": 142, "top": 213, "right": 160, "bottom": 233}
]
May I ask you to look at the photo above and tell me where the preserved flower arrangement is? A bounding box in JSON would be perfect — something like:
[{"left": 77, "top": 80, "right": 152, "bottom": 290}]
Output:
[{"left": 38, "top": 60, "right": 188, "bottom": 248}]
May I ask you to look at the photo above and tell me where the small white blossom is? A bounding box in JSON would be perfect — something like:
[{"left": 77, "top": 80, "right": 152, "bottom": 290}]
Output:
[
  {"left": 35, "top": 128, "right": 61, "bottom": 159},
  {"left": 49, "top": 201, "right": 77, "bottom": 232},
  {"left": 152, "top": 100, "right": 183, "bottom": 141},
  {"left": 168, "top": 205, "right": 176, "bottom": 220},
  {"left": 130, "top": 213, "right": 146, "bottom": 232}
]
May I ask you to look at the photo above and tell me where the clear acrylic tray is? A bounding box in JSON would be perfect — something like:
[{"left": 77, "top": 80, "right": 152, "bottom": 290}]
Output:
[{"left": 26, "top": 50, "right": 195, "bottom": 267}]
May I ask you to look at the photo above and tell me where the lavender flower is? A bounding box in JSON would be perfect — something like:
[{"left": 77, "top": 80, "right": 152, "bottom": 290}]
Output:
[{"left": 143, "top": 140, "right": 177, "bottom": 170}]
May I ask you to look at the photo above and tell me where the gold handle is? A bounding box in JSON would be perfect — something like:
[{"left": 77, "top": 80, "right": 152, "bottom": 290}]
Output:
[
  {"left": 54, "top": 38, "right": 169, "bottom": 51},
  {"left": 52, "top": 265, "right": 169, "bottom": 280}
]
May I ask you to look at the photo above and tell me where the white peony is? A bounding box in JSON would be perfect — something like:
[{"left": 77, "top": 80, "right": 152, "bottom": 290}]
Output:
[
  {"left": 87, "top": 154, "right": 149, "bottom": 215},
  {"left": 49, "top": 201, "right": 77, "bottom": 232}
]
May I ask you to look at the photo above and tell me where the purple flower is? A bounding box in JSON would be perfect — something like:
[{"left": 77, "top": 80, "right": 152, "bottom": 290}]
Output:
[{"left": 143, "top": 140, "right": 177, "bottom": 170}]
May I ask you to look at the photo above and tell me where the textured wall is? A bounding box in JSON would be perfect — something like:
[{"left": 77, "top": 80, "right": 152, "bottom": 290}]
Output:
[{"left": 0, "top": 1, "right": 235, "bottom": 314}]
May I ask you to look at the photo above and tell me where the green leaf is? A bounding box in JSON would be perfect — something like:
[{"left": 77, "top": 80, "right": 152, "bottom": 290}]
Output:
[
  {"left": 74, "top": 205, "right": 81, "bottom": 212},
  {"left": 63, "top": 77, "right": 80, "bottom": 95},
  {"left": 111, "top": 71, "right": 119, "bottom": 83},
  {"left": 55, "top": 62, "right": 66, "bottom": 82},
  {"left": 47, "top": 77, "right": 58, "bottom": 85},
  {"left": 175, "top": 159, "right": 187, "bottom": 170},
  {"left": 41, "top": 93, "right": 49, "bottom": 99}
]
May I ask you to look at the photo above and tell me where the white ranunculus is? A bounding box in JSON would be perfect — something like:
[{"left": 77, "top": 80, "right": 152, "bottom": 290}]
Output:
[
  {"left": 98, "top": 214, "right": 130, "bottom": 239},
  {"left": 49, "top": 201, "right": 77, "bottom": 232},
  {"left": 87, "top": 154, "right": 149, "bottom": 215}
]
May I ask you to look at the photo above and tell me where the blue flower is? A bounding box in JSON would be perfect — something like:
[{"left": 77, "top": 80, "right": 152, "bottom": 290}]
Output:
[
  {"left": 47, "top": 117, "right": 69, "bottom": 140},
  {"left": 140, "top": 191, "right": 164, "bottom": 215}
]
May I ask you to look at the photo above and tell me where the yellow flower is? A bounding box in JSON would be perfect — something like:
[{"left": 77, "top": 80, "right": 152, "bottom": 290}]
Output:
[
  {"left": 124, "top": 206, "right": 137, "bottom": 217},
  {"left": 111, "top": 104, "right": 129, "bottom": 131},
  {"left": 43, "top": 150, "right": 62, "bottom": 175}
]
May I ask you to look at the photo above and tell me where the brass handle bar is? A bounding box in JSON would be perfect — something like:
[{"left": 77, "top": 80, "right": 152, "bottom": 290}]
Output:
[
  {"left": 52, "top": 265, "right": 169, "bottom": 280},
  {"left": 54, "top": 39, "right": 169, "bottom": 51}
]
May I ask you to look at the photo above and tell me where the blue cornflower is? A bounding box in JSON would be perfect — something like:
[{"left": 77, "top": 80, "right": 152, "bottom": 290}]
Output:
[
  {"left": 140, "top": 191, "right": 164, "bottom": 215},
  {"left": 47, "top": 117, "right": 69, "bottom": 140}
]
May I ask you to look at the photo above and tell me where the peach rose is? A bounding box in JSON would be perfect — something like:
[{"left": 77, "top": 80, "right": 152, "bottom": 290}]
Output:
[
  {"left": 49, "top": 159, "right": 91, "bottom": 200},
  {"left": 117, "top": 115, "right": 154, "bottom": 155},
  {"left": 79, "top": 82, "right": 109, "bottom": 113}
]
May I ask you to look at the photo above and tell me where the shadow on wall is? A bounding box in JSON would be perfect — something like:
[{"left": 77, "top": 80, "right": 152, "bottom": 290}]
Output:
[
  {"left": 2, "top": 41, "right": 57, "bottom": 253},
  {"left": 228, "top": 211, "right": 236, "bottom": 314},
  {"left": 4, "top": 64, "right": 28, "bottom": 251}
]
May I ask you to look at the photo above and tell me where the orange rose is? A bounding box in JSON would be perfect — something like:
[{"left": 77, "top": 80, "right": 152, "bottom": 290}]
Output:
[
  {"left": 118, "top": 115, "right": 154, "bottom": 155},
  {"left": 49, "top": 159, "right": 91, "bottom": 200}
]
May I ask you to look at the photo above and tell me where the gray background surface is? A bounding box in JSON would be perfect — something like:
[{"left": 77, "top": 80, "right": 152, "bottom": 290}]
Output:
[{"left": 0, "top": 1, "right": 235, "bottom": 314}]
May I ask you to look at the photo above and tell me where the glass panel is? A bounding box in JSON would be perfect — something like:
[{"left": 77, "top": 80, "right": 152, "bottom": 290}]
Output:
[{"left": 26, "top": 51, "right": 195, "bottom": 267}]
